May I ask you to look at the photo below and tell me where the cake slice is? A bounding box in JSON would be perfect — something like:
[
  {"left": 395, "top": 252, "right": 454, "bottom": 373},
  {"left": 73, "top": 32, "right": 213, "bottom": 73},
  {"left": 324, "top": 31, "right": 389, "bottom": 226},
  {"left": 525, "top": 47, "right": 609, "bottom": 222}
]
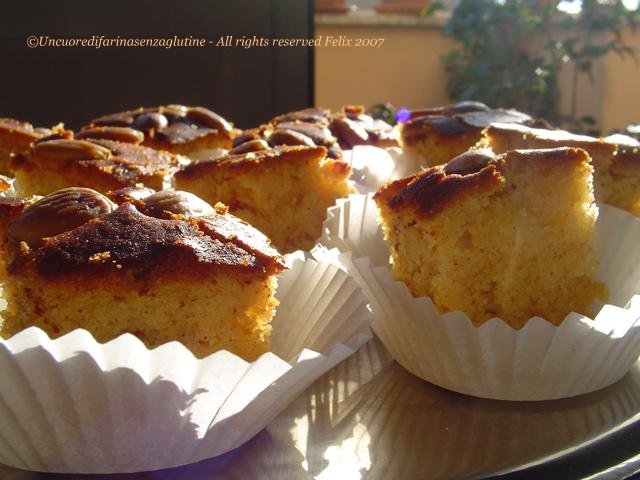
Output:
[
  {"left": 174, "top": 145, "right": 353, "bottom": 252},
  {"left": 482, "top": 122, "right": 639, "bottom": 215},
  {"left": 11, "top": 137, "right": 190, "bottom": 196},
  {"left": 399, "top": 102, "right": 537, "bottom": 167},
  {"left": 83, "top": 104, "right": 235, "bottom": 159},
  {"left": 374, "top": 147, "right": 606, "bottom": 328},
  {"left": 0, "top": 187, "right": 285, "bottom": 360}
]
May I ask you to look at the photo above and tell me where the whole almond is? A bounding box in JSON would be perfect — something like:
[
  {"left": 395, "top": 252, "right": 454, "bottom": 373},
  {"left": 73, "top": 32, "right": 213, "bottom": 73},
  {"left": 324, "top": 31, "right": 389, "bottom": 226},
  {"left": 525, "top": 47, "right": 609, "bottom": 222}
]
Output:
[
  {"left": 267, "top": 128, "right": 315, "bottom": 147},
  {"left": 229, "top": 139, "right": 270, "bottom": 155},
  {"left": 162, "top": 104, "right": 189, "bottom": 117},
  {"left": 142, "top": 189, "right": 214, "bottom": 218},
  {"left": 232, "top": 130, "right": 260, "bottom": 148},
  {"left": 8, "top": 187, "right": 116, "bottom": 247},
  {"left": 329, "top": 117, "right": 369, "bottom": 148},
  {"left": 444, "top": 149, "right": 496, "bottom": 175},
  {"left": 76, "top": 127, "right": 145, "bottom": 144},
  {"left": 186, "top": 107, "right": 232, "bottom": 134},
  {"left": 133, "top": 112, "right": 169, "bottom": 131},
  {"left": 32, "top": 139, "right": 112, "bottom": 161}
]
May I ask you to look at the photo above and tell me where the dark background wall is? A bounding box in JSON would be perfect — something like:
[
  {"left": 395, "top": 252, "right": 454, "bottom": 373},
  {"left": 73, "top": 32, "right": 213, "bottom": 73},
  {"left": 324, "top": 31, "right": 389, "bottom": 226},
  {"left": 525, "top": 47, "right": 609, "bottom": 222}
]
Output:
[{"left": 0, "top": 0, "right": 314, "bottom": 129}]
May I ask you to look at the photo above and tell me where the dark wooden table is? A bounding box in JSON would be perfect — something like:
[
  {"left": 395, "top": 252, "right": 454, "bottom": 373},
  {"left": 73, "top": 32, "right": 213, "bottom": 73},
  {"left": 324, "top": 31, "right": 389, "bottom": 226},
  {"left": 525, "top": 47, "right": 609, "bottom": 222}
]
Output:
[{"left": 3, "top": 338, "right": 640, "bottom": 479}]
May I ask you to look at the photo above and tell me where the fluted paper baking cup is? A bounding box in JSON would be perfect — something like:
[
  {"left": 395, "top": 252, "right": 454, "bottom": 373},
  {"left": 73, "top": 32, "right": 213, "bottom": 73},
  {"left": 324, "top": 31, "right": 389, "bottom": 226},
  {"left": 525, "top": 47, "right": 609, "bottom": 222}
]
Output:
[
  {"left": 317, "top": 194, "right": 640, "bottom": 401},
  {"left": 0, "top": 254, "right": 373, "bottom": 474},
  {"left": 346, "top": 146, "right": 423, "bottom": 194}
]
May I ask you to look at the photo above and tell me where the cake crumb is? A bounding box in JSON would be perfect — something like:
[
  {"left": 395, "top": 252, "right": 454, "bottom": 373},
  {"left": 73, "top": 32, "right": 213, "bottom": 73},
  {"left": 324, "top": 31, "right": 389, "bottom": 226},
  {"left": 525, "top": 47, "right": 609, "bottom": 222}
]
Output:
[
  {"left": 89, "top": 251, "right": 111, "bottom": 263},
  {"left": 214, "top": 202, "right": 229, "bottom": 215}
]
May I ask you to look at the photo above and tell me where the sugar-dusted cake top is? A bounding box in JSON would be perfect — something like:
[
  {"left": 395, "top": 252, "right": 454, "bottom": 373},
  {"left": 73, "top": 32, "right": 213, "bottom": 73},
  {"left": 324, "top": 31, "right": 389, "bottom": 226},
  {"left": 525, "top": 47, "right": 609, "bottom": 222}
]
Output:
[
  {"left": 17, "top": 138, "right": 190, "bottom": 184},
  {"left": 85, "top": 105, "right": 234, "bottom": 146},
  {"left": 375, "top": 147, "right": 589, "bottom": 217},
  {"left": 6, "top": 187, "right": 285, "bottom": 278}
]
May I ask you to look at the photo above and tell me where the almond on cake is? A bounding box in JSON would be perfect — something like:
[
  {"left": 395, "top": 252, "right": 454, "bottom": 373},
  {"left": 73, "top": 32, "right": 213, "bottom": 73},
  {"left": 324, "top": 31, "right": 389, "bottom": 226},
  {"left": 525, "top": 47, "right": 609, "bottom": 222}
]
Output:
[
  {"left": 174, "top": 145, "right": 353, "bottom": 252},
  {"left": 0, "top": 187, "right": 285, "bottom": 360},
  {"left": 374, "top": 147, "right": 606, "bottom": 328}
]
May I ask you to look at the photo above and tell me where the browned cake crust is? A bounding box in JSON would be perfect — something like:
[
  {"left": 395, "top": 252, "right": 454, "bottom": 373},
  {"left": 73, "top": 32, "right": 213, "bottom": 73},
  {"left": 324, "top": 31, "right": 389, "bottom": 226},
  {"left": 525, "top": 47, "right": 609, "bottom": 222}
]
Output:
[
  {"left": 7, "top": 190, "right": 284, "bottom": 280},
  {"left": 25, "top": 204, "right": 282, "bottom": 278},
  {"left": 12, "top": 138, "right": 190, "bottom": 194},
  {"left": 84, "top": 105, "right": 235, "bottom": 153},
  {"left": 375, "top": 147, "right": 586, "bottom": 217}
]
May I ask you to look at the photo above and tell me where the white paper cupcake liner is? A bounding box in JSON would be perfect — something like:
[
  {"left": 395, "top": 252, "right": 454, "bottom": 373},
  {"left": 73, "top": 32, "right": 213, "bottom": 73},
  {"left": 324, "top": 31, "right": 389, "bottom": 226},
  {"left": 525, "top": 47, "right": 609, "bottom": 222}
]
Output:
[
  {"left": 0, "top": 253, "right": 373, "bottom": 474},
  {"left": 345, "top": 146, "right": 424, "bottom": 194},
  {"left": 317, "top": 193, "right": 640, "bottom": 401}
]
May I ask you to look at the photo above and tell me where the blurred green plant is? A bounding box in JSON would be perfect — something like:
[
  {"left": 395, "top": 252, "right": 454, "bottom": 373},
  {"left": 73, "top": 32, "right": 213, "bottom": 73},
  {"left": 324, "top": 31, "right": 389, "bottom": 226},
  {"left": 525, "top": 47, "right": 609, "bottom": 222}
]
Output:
[
  {"left": 367, "top": 103, "right": 397, "bottom": 124},
  {"left": 428, "top": 0, "right": 640, "bottom": 133}
]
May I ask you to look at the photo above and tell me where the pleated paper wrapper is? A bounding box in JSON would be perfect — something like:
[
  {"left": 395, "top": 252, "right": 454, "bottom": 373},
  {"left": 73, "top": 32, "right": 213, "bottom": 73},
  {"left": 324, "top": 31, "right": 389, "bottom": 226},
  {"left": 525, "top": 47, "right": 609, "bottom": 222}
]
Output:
[
  {"left": 317, "top": 193, "right": 640, "bottom": 401},
  {"left": 345, "top": 146, "right": 423, "bottom": 194},
  {"left": 0, "top": 253, "right": 373, "bottom": 474}
]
